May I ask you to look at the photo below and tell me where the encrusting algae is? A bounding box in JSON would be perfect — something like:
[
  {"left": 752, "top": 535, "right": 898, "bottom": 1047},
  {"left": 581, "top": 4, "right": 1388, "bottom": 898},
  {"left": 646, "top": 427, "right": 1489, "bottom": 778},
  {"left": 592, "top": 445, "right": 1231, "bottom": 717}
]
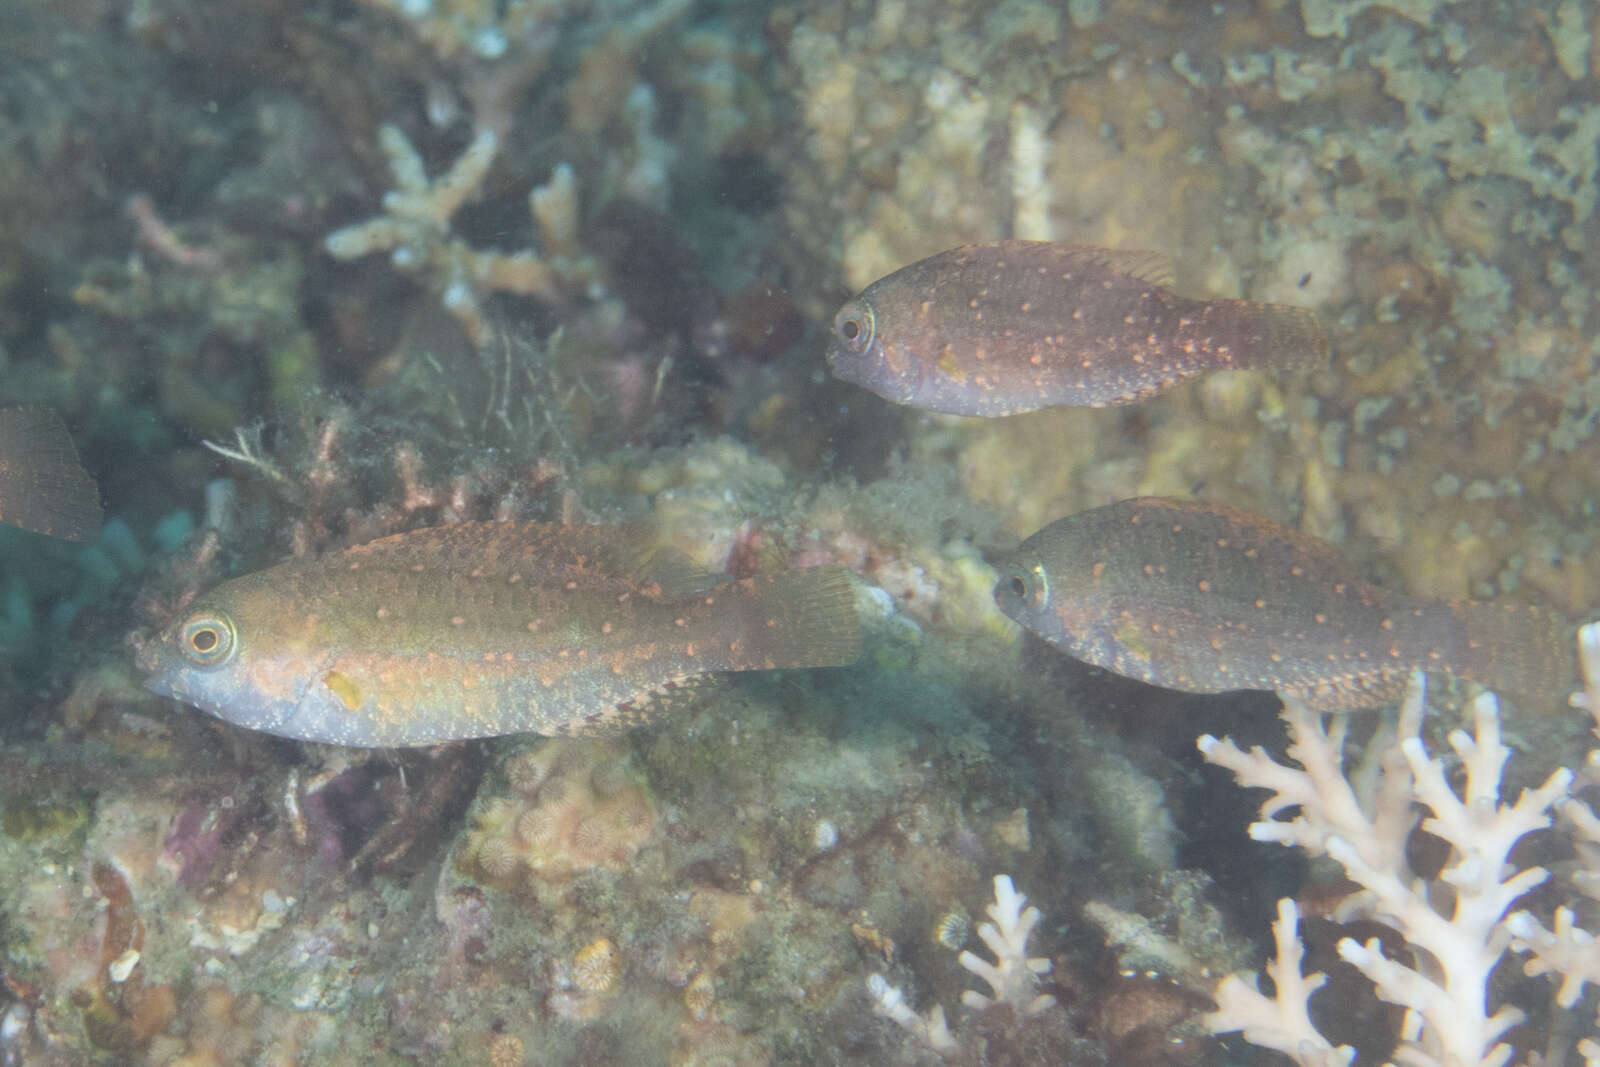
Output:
[
  {"left": 137, "top": 521, "right": 861, "bottom": 746},
  {"left": 825, "top": 241, "right": 1329, "bottom": 416},
  {"left": 992, "top": 497, "right": 1574, "bottom": 712}
]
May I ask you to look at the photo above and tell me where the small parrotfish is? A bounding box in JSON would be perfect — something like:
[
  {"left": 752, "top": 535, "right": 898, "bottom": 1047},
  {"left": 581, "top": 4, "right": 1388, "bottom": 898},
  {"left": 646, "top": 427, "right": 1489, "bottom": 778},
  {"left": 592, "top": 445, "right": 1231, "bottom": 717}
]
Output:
[
  {"left": 991, "top": 496, "right": 1573, "bottom": 712},
  {"left": 826, "top": 241, "right": 1329, "bottom": 416},
  {"left": 0, "top": 407, "right": 102, "bottom": 541},
  {"left": 138, "top": 522, "right": 862, "bottom": 746}
]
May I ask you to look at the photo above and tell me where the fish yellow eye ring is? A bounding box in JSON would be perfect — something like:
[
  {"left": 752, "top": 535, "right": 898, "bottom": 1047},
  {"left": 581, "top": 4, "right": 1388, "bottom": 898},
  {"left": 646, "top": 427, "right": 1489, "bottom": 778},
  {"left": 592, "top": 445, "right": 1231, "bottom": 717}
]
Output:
[
  {"left": 833, "top": 302, "right": 874, "bottom": 355},
  {"left": 179, "top": 613, "right": 237, "bottom": 667}
]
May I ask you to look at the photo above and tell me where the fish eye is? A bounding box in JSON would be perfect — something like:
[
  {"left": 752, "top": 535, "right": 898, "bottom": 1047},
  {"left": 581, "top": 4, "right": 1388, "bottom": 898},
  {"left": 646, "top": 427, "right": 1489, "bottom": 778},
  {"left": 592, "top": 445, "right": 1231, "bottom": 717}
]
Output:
[
  {"left": 179, "top": 613, "right": 236, "bottom": 668},
  {"left": 1002, "top": 565, "right": 1049, "bottom": 610},
  {"left": 999, "top": 569, "right": 1047, "bottom": 610},
  {"left": 833, "top": 302, "right": 874, "bottom": 354}
]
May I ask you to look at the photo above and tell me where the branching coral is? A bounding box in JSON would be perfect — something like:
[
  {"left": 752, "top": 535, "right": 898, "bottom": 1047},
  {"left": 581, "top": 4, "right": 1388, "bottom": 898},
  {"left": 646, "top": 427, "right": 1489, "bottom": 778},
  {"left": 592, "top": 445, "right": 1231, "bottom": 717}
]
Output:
[
  {"left": 1506, "top": 622, "right": 1600, "bottom": 1052},
  {"left": 1200, "top": 624, "right": 1600, "bottom": 1067},
  {"left": 355, "top": 0, "right": 569, "bottom": 63},
  {"left": 324, "top": 124, "right": 595, "bottom": 346},
  {"left": 865, "top": 874, "right": 1057, "bottom": 1056}
]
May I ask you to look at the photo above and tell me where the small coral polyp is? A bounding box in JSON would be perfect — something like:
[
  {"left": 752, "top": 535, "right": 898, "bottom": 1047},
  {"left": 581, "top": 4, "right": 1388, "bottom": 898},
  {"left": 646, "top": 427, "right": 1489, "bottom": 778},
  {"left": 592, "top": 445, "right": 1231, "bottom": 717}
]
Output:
[
  {"left": 571, "top": 936, "right": 623, "bottom": 995},
  {"left": 464, "top": 738, "right": 656, "bottom": 885}
]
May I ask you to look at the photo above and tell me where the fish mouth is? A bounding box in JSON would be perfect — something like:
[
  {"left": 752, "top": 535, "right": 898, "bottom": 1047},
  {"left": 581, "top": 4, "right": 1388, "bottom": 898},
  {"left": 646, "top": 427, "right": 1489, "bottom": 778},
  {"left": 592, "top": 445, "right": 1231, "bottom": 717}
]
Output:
[{"left": 128, "top": 628, "right": 163, "bottom": 676}]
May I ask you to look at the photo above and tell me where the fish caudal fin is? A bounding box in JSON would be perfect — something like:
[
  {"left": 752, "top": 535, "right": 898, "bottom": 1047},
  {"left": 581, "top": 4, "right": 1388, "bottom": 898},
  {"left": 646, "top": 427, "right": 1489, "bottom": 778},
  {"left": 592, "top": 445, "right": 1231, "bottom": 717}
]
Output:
[
  {"left": 0, "top": 407, "right": 103, "bottom": 542},
  {"left": 727, "top": 565, "right": 863, "bottom": 670},
  {"left": 1204, "top": 300, "right": 1330, "bottom": 372},
  {"left": 1448, "top": 599, "right": 1574, "bottom": 713}
]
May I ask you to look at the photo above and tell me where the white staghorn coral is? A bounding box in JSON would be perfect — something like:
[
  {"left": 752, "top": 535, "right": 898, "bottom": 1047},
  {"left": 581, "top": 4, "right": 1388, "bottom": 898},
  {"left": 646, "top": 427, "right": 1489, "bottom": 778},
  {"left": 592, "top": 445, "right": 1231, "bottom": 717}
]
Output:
[
  {"left": 866, "top": 874, "right": 1056, "bottom": 1056},
  {"left": 957, "top": 874, "right": 1058, "bottom": 1016},
  {"left": 1200, "top": 656, "right": 1585, "bottom": 1067},
  {"left": 1507, "top": 621, "right": 1600, "bottom": 1046},
  {"left": 1205, "top": 898, "right": 1353, "bottom": 1067},
  {"left": 324, "top": 124, "right": 595, "bottom": 346},
  {"left": 865, "top": 972, "right": 957, "bottom": 1054}
]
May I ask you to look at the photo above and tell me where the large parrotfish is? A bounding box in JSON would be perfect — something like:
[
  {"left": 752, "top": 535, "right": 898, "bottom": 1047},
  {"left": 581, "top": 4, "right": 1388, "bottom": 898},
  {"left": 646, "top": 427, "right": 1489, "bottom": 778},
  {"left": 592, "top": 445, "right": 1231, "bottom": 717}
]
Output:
[
  {"left": 825, "top": 241, "right": 1328, "bottom": 416},
  {"left": 138, "top": 522, "right": 862, "bottom": 747},
  {"left": 991, "top": 497, "right": 1573, "bottom": 712}
]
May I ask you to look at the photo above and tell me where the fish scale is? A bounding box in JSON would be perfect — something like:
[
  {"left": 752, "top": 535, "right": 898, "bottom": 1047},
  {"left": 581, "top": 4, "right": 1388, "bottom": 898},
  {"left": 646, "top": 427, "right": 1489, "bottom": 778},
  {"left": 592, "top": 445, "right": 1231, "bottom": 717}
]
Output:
[
  {"left": 139, "top": 522, "right": 861, "bottom": 746},
  {"left": 825, "top": 241, "right": 1328, "bottom": 416},
  {"left": 991, "top": 497, "right": 1573, "bottom": 712}
]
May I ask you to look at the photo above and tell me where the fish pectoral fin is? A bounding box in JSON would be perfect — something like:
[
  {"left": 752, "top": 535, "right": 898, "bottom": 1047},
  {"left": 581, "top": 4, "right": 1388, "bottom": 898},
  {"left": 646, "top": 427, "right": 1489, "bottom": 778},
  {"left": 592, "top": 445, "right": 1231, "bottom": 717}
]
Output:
[
  {"left": 1110, "top": 617, "right": 1155, "bottom": 665},
  {"left": 620, "top": 543, "right": 726, "bottom": 600},
  {"left": 321, "top": 669, "right": 366, "bottom": 711}
]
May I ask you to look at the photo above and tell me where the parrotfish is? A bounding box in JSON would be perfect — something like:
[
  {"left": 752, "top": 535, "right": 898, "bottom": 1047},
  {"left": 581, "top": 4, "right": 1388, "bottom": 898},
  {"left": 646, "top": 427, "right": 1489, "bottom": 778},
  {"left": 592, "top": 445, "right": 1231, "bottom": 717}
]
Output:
[
  {"left": 138, "top": 522, "right": 862, "bottom": 746},
  {"left": 826, "top": 241, "right": 1328, "bottom": 416},
  {"left": 0, "top": 407, "right": 102, "bottom": 541},
  {"left": 991, "top": 497, "right": 1572, "bottom": 712}
]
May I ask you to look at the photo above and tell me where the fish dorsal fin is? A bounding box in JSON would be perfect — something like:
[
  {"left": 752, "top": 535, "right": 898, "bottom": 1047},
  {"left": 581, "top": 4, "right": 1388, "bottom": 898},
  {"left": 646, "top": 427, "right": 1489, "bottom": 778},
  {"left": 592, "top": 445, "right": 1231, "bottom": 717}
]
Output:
[
  {"left": 1132, "top": 496, "right": 1371, "bottom": 584},
  {"left": 556, "top": 674, "right": 721, "bottom": 736},
  {"left": 338, "top": 522, "right": 724, "bottom": 598},
  {"left": 1079, "top": 247, "right": 1174, "bottom": 288}
]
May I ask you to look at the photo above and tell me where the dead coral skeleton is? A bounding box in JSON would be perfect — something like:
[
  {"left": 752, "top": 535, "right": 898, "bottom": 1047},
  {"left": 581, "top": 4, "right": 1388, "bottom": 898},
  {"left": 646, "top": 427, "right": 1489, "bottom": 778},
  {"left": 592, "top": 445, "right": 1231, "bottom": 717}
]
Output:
[
  {"left": 1199, "top": 622, "right": 1600, "bottom": 1067},
  {"left": 866, "top": 874, "right": 1058, "bottom": 1056},
  {"left": 324, "top": 124, "right": 595, "bottom": 346}
]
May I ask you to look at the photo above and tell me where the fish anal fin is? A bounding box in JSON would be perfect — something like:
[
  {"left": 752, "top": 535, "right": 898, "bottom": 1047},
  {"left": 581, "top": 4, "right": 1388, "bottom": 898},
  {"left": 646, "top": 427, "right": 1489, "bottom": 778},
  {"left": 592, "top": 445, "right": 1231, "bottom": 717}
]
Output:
[
  {"left": 1277, "top": 669, "right": 1411, "bottom": 712},
  {"left": 556, "top": 674, "right": 721, "bottom": 736}
]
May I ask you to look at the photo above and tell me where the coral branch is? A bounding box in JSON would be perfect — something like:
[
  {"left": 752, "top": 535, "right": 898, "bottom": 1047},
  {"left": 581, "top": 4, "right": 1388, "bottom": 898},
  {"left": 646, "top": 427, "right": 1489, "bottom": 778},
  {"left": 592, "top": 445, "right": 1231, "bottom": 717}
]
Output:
[
  {"left": 957, "top": 875, "right": 1057, "bottom": 1016},
  {"left": 1205, "top": 898, "right": 1354, "bottom": 1067},
  {"left": 865, "top": 873, "right": 1058, "bottom": 1057},
  {"left": 1202, "top": 670, "right": 1580, "bottom": 1066},
  {"left": 324, "top": 125, "right": 594, "bottom": 346}
]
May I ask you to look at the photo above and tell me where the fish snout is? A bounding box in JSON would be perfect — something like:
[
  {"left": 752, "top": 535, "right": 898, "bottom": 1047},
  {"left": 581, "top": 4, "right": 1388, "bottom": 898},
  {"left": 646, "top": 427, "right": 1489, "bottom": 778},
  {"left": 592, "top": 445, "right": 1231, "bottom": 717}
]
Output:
[{"left": 128, "top": 628, "right": 161, "bottom": 674}]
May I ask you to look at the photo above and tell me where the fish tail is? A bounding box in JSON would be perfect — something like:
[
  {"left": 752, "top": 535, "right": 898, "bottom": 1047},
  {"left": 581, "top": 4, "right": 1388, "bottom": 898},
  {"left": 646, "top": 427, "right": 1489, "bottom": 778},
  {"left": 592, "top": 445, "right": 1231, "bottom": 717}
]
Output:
[
  {"left": 726, "top": 565, "right": 863, "bottom": 670},
  {"left": 1206, "top": 299, "right": 1330, "bottom": 371},
  {"left": 1445, "top": 599, "right": 1575, "bottom": 713},
  {"left": 0, "top": 407, "right": 103, "bottom": 541}
]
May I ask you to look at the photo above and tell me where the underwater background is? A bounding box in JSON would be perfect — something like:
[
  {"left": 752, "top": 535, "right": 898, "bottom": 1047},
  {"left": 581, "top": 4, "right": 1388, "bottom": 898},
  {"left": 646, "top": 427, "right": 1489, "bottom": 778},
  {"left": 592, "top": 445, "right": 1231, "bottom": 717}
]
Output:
[{"left": 2, "top": 0, "right": 1599, "bottom": 1062}]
